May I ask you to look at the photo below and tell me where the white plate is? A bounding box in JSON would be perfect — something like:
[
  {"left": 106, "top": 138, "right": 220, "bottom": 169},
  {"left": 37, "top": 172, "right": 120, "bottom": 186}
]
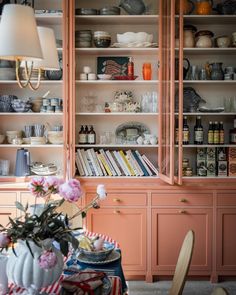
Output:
[{"left": 77, "top": 250, "right": 120, "bottom": 265}]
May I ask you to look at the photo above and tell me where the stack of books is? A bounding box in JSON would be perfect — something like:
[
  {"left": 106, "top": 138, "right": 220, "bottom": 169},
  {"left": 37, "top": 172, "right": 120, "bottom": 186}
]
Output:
[{"left": 76, "top": 148, "right": 159, "bottom": 177}]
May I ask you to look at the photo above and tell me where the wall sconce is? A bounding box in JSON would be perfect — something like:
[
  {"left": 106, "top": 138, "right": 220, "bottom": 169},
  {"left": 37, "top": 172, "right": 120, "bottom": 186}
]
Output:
[{"left": 0, "top": 4, "right": 59, "bottom": 90}]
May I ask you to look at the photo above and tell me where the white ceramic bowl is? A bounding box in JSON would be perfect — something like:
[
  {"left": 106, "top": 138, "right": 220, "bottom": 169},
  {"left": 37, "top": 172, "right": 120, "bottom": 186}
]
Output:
[
  {"left": 97, "top": 74, "right": 112, "bottom": 80},
  {"left": 6, "top": 131, "right": 22, "bottom": 144},
  {"left": 30, "top": 136, "right": 46, "bottom": 145},
  {"left": 47, "top": 131, "right": 63, "bottom": 144},
  {"left": 0, "top": 134, "right": 5, "bottom": 144},
  {"left": 117, "top": 32, "right": 153, "bottom": 44}
]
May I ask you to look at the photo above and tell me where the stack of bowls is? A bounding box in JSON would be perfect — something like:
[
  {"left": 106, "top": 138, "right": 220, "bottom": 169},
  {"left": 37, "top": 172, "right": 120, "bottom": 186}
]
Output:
[
  {"left": 6, "top": 131, "right": 22, "bottom": 144},
  {"left": 76, "top": 8, "right": 98, "bottom": 15},
  {"left": 75, "top": 30, "right": 92, "bottom": 48},
  {"left": 94, "top": 31, "right": 111, "bottom": 48},
  {"left": 0, "top": 95, "right": 17, "bottom": 112},
  {"left": 99, "top": 6, "right": 120, "bottom": 15}
]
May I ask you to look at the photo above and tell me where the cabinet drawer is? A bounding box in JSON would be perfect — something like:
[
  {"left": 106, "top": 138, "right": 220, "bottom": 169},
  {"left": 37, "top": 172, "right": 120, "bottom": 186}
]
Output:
[
  {"left": 87, "top": 192, "right": 147, "bottom": 207},
  {"left": 0, "top": 192, "right": 17, "bottom": 206},
  {"left": 20, "top": 192, "right": 44, "bottom": 206},
  {"left": 217, "top": 193, "right": 236, "bottom": 206},
  {"left": 0, "top": 207, "right": 17, "bottom": 227},
  {"left": 151, "top": 193, "right": 213, "bottom": 207}
]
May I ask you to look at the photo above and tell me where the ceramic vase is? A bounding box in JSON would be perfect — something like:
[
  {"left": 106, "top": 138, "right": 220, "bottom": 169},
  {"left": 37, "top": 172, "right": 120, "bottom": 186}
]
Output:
[{"left": 6, "top": 240, "right": 64, "bottom": 295}]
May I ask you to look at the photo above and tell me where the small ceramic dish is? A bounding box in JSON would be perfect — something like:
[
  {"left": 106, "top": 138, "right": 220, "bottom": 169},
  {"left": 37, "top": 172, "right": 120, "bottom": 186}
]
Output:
[
  {"left": 97, "top": 74, "right": 112, "bottom": 80},
  {"left": 79, "top": 242, "right": 115, "bottom": 262},
  {"left": 30, "top": 136, "right": 46, "bottom": 145},
  {"left": 75, "top": 8, "right": 98, "bottom": 15}
]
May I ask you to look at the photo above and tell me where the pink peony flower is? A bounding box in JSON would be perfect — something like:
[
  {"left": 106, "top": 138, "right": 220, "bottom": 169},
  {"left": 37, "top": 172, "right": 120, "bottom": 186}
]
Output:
[
  {"left": 28, "top": 177, "right": 47, "bottom": 198},
  {"left": 44, "top": 176, "right": 63, "bottom": 194},
  {"left": 96, "top": 184, "right": 107, "bottom": 200},
  {"left": 59, "top": 179, "right": 82, "bottom": 202},
  {"left": 38, "top": 250, "right": 57, "bottom": 269},
  {"left": 0, "top": 233, "right": 11, "bottom": 248}
]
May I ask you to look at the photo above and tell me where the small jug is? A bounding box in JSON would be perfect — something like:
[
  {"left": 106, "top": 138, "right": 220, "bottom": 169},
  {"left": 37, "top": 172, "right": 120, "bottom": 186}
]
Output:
[
  {"left": 210, "top": 62, "right": 224, "bottom": 80},
  {"left": 175, "top": 58, "right": 190, "bottom": 80},
  {"left": 176, "top": 0, "right": 195, "bottom": 14},
  {"left": 196, "top": 0, "right": 213, "bottom": 15}
]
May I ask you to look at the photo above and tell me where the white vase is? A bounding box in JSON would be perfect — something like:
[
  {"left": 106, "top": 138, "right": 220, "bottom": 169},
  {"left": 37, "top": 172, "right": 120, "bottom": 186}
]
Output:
[
  {"left": 0, "top": 253, "right": 8, "bottom": 294},
  {"left": 6, "top": 240, "right": 64, "bottom": 295}
]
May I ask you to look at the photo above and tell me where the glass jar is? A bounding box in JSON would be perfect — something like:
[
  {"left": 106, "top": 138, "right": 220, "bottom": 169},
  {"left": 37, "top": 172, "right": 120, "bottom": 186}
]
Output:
[
  {"left": 185, "top": 168, "right": 193, "bottom": 177},
  {"left": 142, "top": 63, "right": 152, "bottom": 80},
  {"left": 182, "top": 158, "right": 189, "bottom": 168},
  {"left": 196, "top": 0, "right": 213, "bottom": 15}
]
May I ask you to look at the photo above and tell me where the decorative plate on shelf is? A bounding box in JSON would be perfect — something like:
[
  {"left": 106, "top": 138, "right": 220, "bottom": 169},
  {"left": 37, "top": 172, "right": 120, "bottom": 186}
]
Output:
[
  {"left": 115, "top": 121, "right": 150, "bottom": 144},
  {"left": 97, "top": 56, "right": 129, "bottom": 79},
  {"left": 77, "top": 250, "right": 120, "bottom": 265}
]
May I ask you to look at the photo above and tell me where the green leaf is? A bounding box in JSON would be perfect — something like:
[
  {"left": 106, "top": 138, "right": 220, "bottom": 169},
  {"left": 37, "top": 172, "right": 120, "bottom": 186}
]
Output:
[
  {"left": 25, "top": 202, "right": 29, "bottom": 212},
  {"left": 59, "top": 240, "right": 69, "bottom": 256},
  {"left": 15, "top": 201, "right": 26, "bottom": 212},
  {"left": 81, "top": 211, "right": 86, "bottom": 218}
]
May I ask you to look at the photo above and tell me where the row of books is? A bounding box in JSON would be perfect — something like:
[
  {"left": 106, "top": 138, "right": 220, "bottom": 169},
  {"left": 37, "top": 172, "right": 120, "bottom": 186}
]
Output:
[{"left": 76, "top": 148, "right": 159, "bottom": 177}]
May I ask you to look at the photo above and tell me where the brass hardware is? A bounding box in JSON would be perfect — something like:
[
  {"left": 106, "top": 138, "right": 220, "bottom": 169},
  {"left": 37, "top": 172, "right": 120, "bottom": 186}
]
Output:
[
  {"left": 179, "top": 210, "right": 187, "bottom": 214},
  {"left": 113, "top": 210, "right": 121, "bottom": 214},
  {"left": 179, "top": 198, "right": 187, "bottom": 203},
  {"left": 113, "top": 198, "right": 121, "bottom": 203}
]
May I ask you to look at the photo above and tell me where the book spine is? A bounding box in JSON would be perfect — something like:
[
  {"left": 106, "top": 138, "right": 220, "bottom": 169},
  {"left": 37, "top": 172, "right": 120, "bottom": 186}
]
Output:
[
  {"left": 87, "top": 149, "right": 100, "bottom": 176},
  {"left": 127, "top": 150, "right": 144, "bottom": 176},
  {"left": 114, "top": 151, "right": 130, "bottom": 176},
  {"left": 90, "top": 149, "right": 103, "bottom": 176},
  {"left": 98, "top": 153, "right": 113, "bottom": 176},
  {"left": 99, "top": 149, "right": 117, "bottom": 176},
  {"left": 131, "top": 150, "right": 149, "bottom": 176},
  {"left": 75, "top": 152, "right": 85, "bottom": 176},
  {"left": 135, "top": 150, "right": 153, "bottom": 176},
  {"left": 80, "top": 149, "right": 93, "bottom": 176},
  {"left": 77, "top": 149, "right": 89, "bottom": 176},
  {"left": 85, "top": 150, "right": 96, "bottom": 176},
  {"left": 119, "top": 150, "right": 135, "bottom": 176},
  {"left": 96, "top": 151, "right": 107, "bottom": 176},
  {"left": 106, "top": 150, "right": 122, "bottom": 176},
  {"left": 142, "top": 155, "right": 159, "bottom": 175},
  {"left": 111, "top": 151, "right": 125, "bottom": 176},
  {"left": 125, "top": 152, "right": 139, "bottom": 176}
]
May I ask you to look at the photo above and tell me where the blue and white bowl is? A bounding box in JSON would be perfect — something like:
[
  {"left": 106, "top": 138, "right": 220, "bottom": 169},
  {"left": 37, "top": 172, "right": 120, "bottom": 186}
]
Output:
[{"left": 79, "top": 242, "right": 115, "bottom": 262}]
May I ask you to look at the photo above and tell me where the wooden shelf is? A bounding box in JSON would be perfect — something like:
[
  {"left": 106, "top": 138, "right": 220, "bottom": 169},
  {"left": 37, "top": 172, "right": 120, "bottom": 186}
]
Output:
[
  {"left": 0, "top": 80, "right": 63, "bottom": 85},
  {"left": 182, "top": 15, "right": 236, "bottom": 25},
  {"left": 75, "top": 15, "right": 159, "bottom": 25},
  {"left": 0, "top": 144, "right": 63, "bottom": 148},
  {"left": 178, "top": 48, "right": 236, "bottom": 55},
  {"left": 176, "top": 80, "right": 236, "bottom": 84},
  {"left": 35, "top": 14, "right": 62, "bottom": 25},
  {"left": 0, "top": 113, "right": 63, "bottom": 116},
  {"left": 76, "top": 80, "right": 159, "bottom": 85},
  {"left": 75, "top": 112, "right": 158, "bottom": 116},
  {"left": 183, "top": 176, "right": 236, "bottom": 179},
  {"left": 76, "top": 144, "right": 159, "bottom": 148},
  {"left": 179, "top": 144, "right": 236, "bottom": 148},
  {"left": 75, "top": 48, "right": 159, "bottom": 55},
  {"left": 175, "top": 113, "right": 236, "bottom": 116},
  {"left": 77, "top": 176, "right": 159, "bottom": 179}
]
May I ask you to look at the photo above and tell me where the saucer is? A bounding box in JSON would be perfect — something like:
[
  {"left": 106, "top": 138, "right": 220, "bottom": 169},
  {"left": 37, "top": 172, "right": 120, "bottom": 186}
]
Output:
[{"left": 77, "top": 250, "right": 120, "bottom": 265}]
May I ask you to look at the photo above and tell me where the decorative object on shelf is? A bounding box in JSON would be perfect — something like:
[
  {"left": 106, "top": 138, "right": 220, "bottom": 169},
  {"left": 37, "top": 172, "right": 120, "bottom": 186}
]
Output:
[
  {"left": 0, "top": 94, "right": 17, "bottom": 112},
  {"left": 15, "top": 0, "right": 34, "bottom": 7},
  {"left": 210, "top": 62, "right": 224, "bottom": 80},
  {"left": 117, "top": 32, "right": 153, "bottom": 44},
  {"left": 97, "top": 56, "right": 129, "bottom": 78},
  {"left": 175, "top": 58, "right": 190, "bottom": 80},
  {"left": 0, "top": 159, "right": 10, "bottom": 176},
  {"left": 183, "top": 25, "right": 197, "bottom": 48},
  {"left": 80, "top": 65, "right": 97, "bottom": 81},
  {"left": 119, "top": 0, "right": 146, "bottom": 15},
  {"left": 47, "top": 131, "right": 63, "bottom": 144},
  {"left": 75, "top": 8, "right": 98, "bottom": 15},
  {"left": 198, "top": 106, "right": 224, "bottom": 113},
  {"left": 97, "top": 74, "right": 112, "bottom": 80},
  {"left": 14, "top": 147, "right": 30, "bottom": 176},
  {"left": 0, "top": 134, "right": 5, "bottom": 144},
  {"left": 175, "top": 87, "right": 206, "bottom": 112},
  {"left": 112, "top": 90, "right": 141, "bottom": 112},
  {"left": 30, "top": 136, "right": 46, "bottom": 145},
  {"left": 112, "top": 41, "right": 158, "bottom": 48},
  {"left": 195, "top": 30, "right": 214, "bottom": 48},
  {"left": 141, "top": 92, "right": 158, "bottom": 113},
  {"left": 11, "top": 98, "right": 32, "bottom": 112},
  {"left": 115, "top": 121, "right": 150, "bottom": 144},
  {"left": 142, "top": 63, "right": 152, "bottom": 80},
  {"left": 0, "top": 177, "right": 106, "bottom": 294},
  {"left": 6, "top": 130, "right": 22, "bottom": 144},
  {"left": 0, "top": 253, "right": 8, "bottom": 294},
  {"left": 114, "top": 90, "right": 133, "bottom": 104},
  {"left": 214, "top": 0, "right": 236, "bottom": 15},
  {"left": 195, "top": 0, "right": 213, "bottom": 15},
  {"left": 232, "top": 32, "right": 236, "bottom": 47},
  {"left": 215, "top": 35, "right": 231, "bottom": 48},
  {"left": 46, "top": 55, "right": 63, "bottom": 81},
  {"left": 186, "top": 65, "right": 199, "bottom": 80},
  {"left": 94, "top": 31, "right": 111, "bottom": 48},
  {"left": 0, "top": 5, "right": 59, "bottom": 90},
  {"left": 99, "top": 6, "right": 121, "bottom": 15},
  {"left": 75, "top": 30, "right": 92, "bottom": 48},
  {"left": 80, "top": 95, "right": 96, "bottom": 112},
  {"left": 30, "top": 162, "right": 58, "bottom": 175},
  {"left": 30, "top": 96, "right": 43, "bottom": 112},
  {"left": 176, "top": 0, "right": 195, "bottom": 14}
]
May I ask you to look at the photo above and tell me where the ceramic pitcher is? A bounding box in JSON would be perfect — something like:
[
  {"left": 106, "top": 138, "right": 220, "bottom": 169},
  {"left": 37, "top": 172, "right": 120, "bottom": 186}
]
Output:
[
  {"left": 119, "top": 0, "right": 146, "bottom": 15},
  {"left": 210, "top": 62, "right": 224, "bottom": 80},
  {"left": 175, "top": 58, "right": 190, "bottom": 80},
  {"left": 176, "top": 0, "right": 195, "bottom": 14}
]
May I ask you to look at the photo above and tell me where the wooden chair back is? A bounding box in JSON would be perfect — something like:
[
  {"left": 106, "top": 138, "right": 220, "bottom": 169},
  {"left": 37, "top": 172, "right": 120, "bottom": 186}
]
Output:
[
  {"left": 169, "top": 230, "right": 195, "bottom": 295},
  {"left": 211, "top": 287, "right": 229, "bottom": 295}
]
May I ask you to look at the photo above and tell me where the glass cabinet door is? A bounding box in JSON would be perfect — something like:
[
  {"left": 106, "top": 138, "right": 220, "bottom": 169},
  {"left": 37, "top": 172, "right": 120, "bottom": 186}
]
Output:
[{"left": 158, "top": 0, "right": 176, "bottom": 185}]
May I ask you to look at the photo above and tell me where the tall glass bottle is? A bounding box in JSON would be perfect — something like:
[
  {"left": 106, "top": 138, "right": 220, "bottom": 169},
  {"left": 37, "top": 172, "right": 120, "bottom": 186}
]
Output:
[
  {"left": 183, "top": 116, "right": 189, "bottom": 145},
  {"left": 208, "top": 121, "right": 214, "bottom": 145},
  {"left": 194, "top": 116, "right": 203, "bottom": 145}
]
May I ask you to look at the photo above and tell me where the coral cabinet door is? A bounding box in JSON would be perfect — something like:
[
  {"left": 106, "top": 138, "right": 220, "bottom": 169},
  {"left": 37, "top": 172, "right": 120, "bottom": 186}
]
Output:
[
  {"left": 0, "top": 208, "right": 17, "bottom": 227},
  {"left": 158, "top": 0, "right": 176, "bottom": 185},
  {"left": 217, "top": 208, "right": 236, "bottom": 271},
  {"left": 87, "top": 208, "right": 147, "bottom": 272},
  {"left": 152, "top": 208, "right": 212, "bottom": 274}
]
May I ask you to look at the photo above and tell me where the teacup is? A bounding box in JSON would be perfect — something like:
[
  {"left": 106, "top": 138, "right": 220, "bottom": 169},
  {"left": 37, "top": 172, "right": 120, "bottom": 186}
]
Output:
[{"left": 216, "top": 36, "right": 231, "bottom": 48}]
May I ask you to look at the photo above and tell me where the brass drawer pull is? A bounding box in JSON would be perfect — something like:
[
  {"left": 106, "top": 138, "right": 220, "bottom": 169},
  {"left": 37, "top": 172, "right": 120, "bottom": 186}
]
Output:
[
  {"left": 179, "top": 210, "right": 187, "bottom": 214},
  {"left": 179, "top": 198, "right": 187, "bottom": 203},
  {"left": 113, "top": 210, "right": 121, "bottom": 214},
  {"left": 113, "top": 198, "right": 121, "bottom": 203}
]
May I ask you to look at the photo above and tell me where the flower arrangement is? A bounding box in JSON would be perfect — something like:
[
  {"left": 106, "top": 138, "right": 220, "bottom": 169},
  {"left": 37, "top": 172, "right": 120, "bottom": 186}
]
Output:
[{"left": 0, "top": 176, "right": 106, "bottom": 270}]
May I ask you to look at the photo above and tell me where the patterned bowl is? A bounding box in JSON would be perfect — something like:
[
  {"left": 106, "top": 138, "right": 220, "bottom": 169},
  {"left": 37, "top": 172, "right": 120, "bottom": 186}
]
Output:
[
  {"left": 79, "top": 242, "right": 115, "bottom": 262},
  {"left": 11, "top": 99, "right": 32, "bottom": 113}
]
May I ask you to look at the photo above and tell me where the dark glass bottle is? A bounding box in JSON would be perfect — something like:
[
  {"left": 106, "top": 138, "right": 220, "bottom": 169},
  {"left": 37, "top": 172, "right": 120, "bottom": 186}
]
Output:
[
  {"left": 219, "top": 121, "right": 224, "bottom": 145},
  {"left": 213, "top": 121, "right": 219, "bottom": 145},
  {"left": 183, "top": 116, "right": 189, "bottom": 145},
  {"left": 208, "top": 121, "right": 214, "bottom": 145},
  {"left": 84, "top": 125, "right": 89, "bottom": 144},
  {"left": 88, "top": 125, "right": 96, "bottom": 144},
  {"left": 78, "top": 125, "right": 86, "bottom": 144},
  {"left": 194, "top": 116, "right": 203, "bottom": 145}
]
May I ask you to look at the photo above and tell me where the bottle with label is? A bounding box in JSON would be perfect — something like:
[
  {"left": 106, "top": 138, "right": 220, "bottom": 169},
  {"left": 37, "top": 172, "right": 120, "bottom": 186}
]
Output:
[
  {"left": 78, "top": 125, "right": 87, "bottom": 144},
  {"left": 84, "top": 125, "right": 89, "bottom": 144},
  {"left": 230, "top": 117, "right": 236, "bottom": 144},
  {"left": 194, "top": 116, "right": 203, "bottom": 145},
  {"left": 88, "top": 125, "right": 96, "bottom": 144},
  {"left": 127, "top": 57, "right": 134, "bottom": 78},
  {"left": 175, "top": 117, "right": 179, "bottom": 144},
  {"left": 183, "top": 116, "right": 189, "bottom": 144},
  {"left": 219, "top": 121, "right": 224, "bottom": 145},
  {"left": 208, "top": 121, "right": 214, "bottom": 145},
  {"left": 213, "top": 121, "right": 219, "bottom": 145}
]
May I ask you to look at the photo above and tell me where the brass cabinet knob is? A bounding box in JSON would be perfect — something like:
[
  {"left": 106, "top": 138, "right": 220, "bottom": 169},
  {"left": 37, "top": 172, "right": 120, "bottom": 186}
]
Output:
[
  {"left": 113, "top": 198, "right": 121, "bottom": 203},
  {"left": 179, "top": 198, "right": 187, "bottom": 203},
  {"left": 179, "top": 210, "right": 187, "bottom": 214},
  {"left": 113, "top": 210, "right": 121, "bottom": 214}
]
